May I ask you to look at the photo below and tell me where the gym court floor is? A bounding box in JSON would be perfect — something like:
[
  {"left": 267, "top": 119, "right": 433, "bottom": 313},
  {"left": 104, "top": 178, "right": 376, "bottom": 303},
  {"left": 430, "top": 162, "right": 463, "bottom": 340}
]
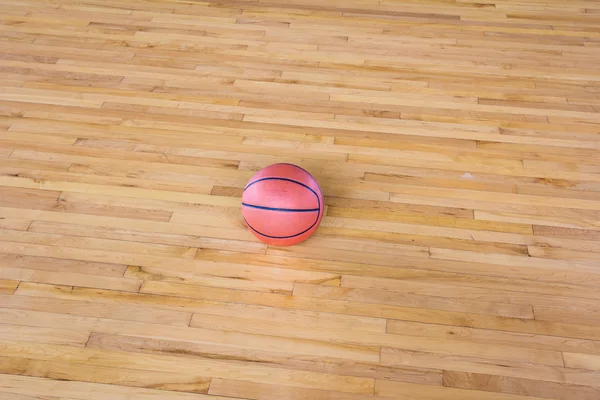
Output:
[{"left": 1, "top": 0, "right": 600, "bottom": 399}]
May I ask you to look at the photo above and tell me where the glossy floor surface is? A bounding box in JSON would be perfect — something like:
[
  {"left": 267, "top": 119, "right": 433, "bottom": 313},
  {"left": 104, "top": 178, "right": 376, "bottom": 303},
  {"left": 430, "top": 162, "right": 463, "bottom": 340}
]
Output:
[{"left": 1, "top": 0, "right": 600, "bottom": 399}]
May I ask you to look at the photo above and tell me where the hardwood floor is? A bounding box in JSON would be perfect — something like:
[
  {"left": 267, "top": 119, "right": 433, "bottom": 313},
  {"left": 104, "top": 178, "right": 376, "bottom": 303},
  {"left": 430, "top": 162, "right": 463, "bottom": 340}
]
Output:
[{"left": 1, "top": 0, "right": 600, "bottom": 399}]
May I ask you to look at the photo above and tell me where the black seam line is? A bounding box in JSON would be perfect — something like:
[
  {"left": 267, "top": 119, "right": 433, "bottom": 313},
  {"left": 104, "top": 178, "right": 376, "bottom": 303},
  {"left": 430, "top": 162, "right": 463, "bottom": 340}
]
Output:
[
  {"left": 242, "top": 203, "right": 319, "bottom": 213},
  {"left": 244, "top": 216, "right": 318, "bottom": 239},
  {"left": 244, "top": 177, "right": 319, "bottom": 198}
]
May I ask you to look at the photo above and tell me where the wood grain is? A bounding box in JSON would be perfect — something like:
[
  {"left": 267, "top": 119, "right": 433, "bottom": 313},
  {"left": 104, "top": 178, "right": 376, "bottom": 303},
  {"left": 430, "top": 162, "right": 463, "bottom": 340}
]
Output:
[{"left": 1, "top": 0, "right": 599, "bottom": 398}]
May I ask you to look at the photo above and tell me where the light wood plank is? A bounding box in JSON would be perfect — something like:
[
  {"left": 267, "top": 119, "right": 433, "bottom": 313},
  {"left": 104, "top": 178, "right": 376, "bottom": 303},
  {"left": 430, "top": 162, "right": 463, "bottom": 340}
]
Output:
[
  {"left": 0, "top": 304, "right": 435, "bottom": 384},
  {"left": 28, "top": 220, "right": 266, "bottom": 254},
  {"left": 0, "top": 303, "right": 377, "bottom": 367},
  {"left": 0, "top": 342, "right": 375, "bottom": 394},
  {"left": 443, "top": 370, "right": 600, "bottom": 400},
  {"left": 0, "top": 219, "right": 32, "bottom": 231},
  {"left": 0, "top": 324, "right": 89, "bottom": 346},
  {"left": 381, "top": 348, "right": 600, "bottom": 387},
  {"left": 375, "top": 379, "right": 548, "bottom": 400},
  {"left": 0, "top": 374, "right": 233, "bottom": 400},
  {"left": 0, "top": 279, "right": 19, "bottom": 294},
  {"left": 0, "top": 267, "right": 141, "bottom": 292},
  {"left": 185, "top": 313, "right": 564, "bottom": 367},
  {"left": 387, "top": 319, "right": 600, "bottom": 356},
  {"left": 209, "top": 379, "right": 388, "bottom": 400},
  {"left": 0, "top": 253, "right": 126, "bottom": 277},
  {"left": 87, "top": 331, "right": 379, "bottom": 372},
  {"left": 295, "top": 282, "right": 534, "bottom": 319},
  {"left": 341, "top": 274, "right": 600, "bottom": 308},
  {"left": 0, "top": 356, "right": 212, "bottom": 394},
  {"left": 0, "top": 229, "right": 198, "bottom": 259},
  {"left": 563, "top": 353, "right": 600, "bottom": 371},
  {"left": 0, "top": 294, "right": 191, "bottom": 326},
  {"left": 0, "top": 392, "right": 59, "bottom": 400}
]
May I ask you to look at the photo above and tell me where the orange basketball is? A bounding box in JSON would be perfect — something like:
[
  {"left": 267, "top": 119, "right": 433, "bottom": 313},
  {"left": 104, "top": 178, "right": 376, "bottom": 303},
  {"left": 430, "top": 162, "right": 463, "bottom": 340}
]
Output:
[{"left": 241, "top": 163, "right": 324, "bottom": 246}]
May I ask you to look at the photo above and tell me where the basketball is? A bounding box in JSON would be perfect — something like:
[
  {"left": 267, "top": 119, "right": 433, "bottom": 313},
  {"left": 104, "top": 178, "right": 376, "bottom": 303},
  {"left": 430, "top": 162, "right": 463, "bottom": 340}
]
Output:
[{"left": 241, "top": 163, "right": 324, "bottom": 246}]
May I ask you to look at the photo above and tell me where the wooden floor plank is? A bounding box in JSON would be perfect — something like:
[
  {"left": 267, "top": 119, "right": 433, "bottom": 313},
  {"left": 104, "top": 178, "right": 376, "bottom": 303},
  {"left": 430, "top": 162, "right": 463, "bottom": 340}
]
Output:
[
  {"left": 209, "top": 378, "right": 389, "bottom": 399},
  {"left": 0, "top": 294, "right": 191, "bottom": 326},
  {"left": 0, "top": 324, "right": 89, "bottom": 346},
  {"left": 0, "top": 254, "right": 126, "bottom": 277},
  {"left": 0, "top": 356, "right": 213, "bottom": 395},
  {"left": 381, "top": 348, "right": 600, "bottom": 387},
  {"left": 28, "top": 220, "right": 267, "bottom": 254},
  {"left": 0, "top": 305, "right": 437, "bottom": 385},
  {"left": 87, "top": 331, "right": 380, "bottom": 371},
  {"left": 340, "top": 274, "right": 600, "bottom": 306},
  {"left": 0, "top": 342, "right": 376, "bottom": 394},
  {"left": 0, "top": 279, "right": 19, "bottom": 294},
  {"left": 0, "top": 374, "right": 235, "bottom": 400},
  {"left": 295, "top": 282, "right": 535, "bottom": 319},
  {"left": 385, "top": 319, "right": 600, "bottom": 356},
  {"left": 0, "top": 304, "right": 374, "bottom": 365},
  {"left": 443, "top": 370, "right": 600, "bottom": 400},
  {"left": 375, "top": 379, "right": 549, "bottom": 400}
]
